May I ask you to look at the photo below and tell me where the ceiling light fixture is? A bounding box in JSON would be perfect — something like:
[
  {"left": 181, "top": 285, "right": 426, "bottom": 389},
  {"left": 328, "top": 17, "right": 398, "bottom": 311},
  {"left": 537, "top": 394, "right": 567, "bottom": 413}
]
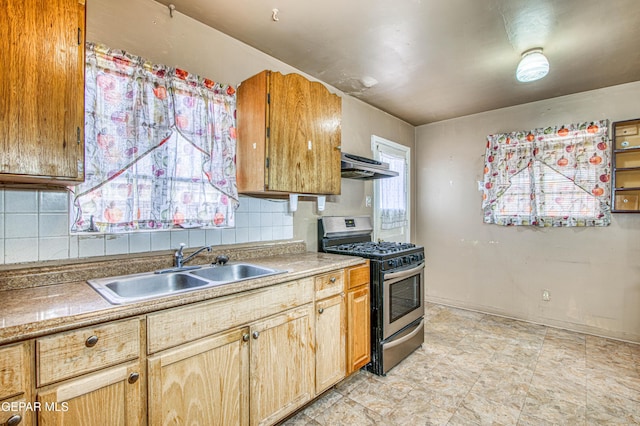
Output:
[{"left": 516, "top": 48, "right": 549, "bottom": 83}]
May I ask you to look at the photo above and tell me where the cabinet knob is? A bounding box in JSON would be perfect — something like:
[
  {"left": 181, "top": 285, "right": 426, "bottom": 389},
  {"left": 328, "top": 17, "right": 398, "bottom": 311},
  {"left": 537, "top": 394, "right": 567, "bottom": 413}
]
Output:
[
  {"left": 318, "top": 307, "right": 324, "bottom": 314},
  {"left": 242, "top": 333, "right": 250, "bottom": 342},
  {"left": 330, "top": 277, "right": 336, "bottom": 283},
  {"left": 85, "top": 335, "right": 99, "bottom": 347},
  {"left": 7, "top": 415, "right": 22, "bottom": 426},
  {"left": 128, "top": 372, "right": 140, "bottom": 384},
  {"left": 252, "top": 331, "right": 260, "bottom": 340}
]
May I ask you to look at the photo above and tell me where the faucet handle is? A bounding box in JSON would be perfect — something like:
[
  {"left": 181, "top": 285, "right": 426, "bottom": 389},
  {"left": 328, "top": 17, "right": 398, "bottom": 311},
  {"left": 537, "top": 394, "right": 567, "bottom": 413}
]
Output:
[{"left": 176, "top": 243, "right": 186, "bottom": 254}]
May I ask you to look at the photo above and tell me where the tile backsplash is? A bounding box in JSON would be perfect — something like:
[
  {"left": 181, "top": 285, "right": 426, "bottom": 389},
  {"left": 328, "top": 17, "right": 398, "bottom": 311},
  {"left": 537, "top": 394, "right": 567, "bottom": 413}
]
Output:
[{"left": 0, "top": 189, "right": 293, "bottom": 265}]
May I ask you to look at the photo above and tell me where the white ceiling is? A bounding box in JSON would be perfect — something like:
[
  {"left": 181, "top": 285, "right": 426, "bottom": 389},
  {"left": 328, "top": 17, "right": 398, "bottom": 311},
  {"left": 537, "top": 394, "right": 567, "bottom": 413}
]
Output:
[{"left": 155, "top": 0, "right": 640, "bottom": 126}]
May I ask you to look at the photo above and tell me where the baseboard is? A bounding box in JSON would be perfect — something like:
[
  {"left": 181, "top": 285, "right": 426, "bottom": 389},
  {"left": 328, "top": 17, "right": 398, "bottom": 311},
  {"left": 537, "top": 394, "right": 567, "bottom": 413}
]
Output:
[{"left": 425, "top": 296, "right": 640, "bottom": 345}]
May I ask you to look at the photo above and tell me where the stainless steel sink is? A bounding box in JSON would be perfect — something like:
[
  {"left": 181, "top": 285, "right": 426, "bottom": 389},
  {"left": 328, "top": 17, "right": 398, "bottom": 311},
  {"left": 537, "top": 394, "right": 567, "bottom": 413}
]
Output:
[
  {"left": 87, "top": 263, "right": 286, "bottom": 305},
  {"left": 190, "top": 263, "right": 284, "bottom": 282}
]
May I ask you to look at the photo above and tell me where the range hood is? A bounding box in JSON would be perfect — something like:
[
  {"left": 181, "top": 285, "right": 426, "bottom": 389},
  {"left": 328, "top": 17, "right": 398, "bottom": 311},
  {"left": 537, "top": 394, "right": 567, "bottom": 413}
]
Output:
[{"left": 340, "top": 153, "right": 399, "bottom": 180}]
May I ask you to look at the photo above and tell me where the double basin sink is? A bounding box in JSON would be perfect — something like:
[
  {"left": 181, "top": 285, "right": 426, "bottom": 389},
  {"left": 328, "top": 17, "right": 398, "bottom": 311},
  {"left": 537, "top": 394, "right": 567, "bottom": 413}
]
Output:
[{"left": 87, "top": 263, "right": 286, "bottom": 305}]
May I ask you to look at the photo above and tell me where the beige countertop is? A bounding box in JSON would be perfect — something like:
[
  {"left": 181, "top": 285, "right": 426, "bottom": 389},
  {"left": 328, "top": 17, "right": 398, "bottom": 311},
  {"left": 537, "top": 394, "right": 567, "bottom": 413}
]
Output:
[{"left": 0, "top": 245, "right": 365, "bottom": 346}]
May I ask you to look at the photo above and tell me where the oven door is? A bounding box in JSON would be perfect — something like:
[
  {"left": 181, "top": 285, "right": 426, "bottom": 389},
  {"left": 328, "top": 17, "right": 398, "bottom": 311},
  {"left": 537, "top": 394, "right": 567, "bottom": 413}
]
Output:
[{"left": 382, "top": 262, "right": 425, "bottom": 340}]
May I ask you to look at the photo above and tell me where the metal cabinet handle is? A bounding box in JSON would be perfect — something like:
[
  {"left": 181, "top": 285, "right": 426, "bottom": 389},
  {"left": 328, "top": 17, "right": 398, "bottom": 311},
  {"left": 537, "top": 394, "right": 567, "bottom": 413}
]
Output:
[
  {"left": 318, "top": 307, "right": 324, "bottom": 314},
  {"left": 7, "top": 414, "right": 22, "bottom": 426},
  {"left": 128, "top": 372, "right": 140, "bottom": 384},
  {"left": 242, "top": 333, "right": 250, "bottom": 342},
  {"left": 85, "top": 335, "right": 99, "bottom": 347},
  {"left": 330, "top": 277, "right": 336, "bottom": 283},
  {"left": 252, "top": 331, "right": 260, "bottom": 339}
]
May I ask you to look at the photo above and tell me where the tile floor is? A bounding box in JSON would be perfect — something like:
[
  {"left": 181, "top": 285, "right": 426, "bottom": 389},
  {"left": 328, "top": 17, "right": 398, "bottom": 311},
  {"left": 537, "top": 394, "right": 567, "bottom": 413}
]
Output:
[{"left": 282, "top": 303, "right": 640, "bottom": 425}]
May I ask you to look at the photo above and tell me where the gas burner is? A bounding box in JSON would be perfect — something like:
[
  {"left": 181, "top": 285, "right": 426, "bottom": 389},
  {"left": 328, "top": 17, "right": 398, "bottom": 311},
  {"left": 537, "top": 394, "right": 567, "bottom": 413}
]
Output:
[{"left": 331, "top": 241, "right": 417, "bottom": 256}]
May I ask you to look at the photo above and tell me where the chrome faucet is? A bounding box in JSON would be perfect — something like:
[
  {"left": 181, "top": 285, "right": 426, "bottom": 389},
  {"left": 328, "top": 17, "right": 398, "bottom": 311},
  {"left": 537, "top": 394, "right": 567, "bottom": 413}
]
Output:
[{"left": 175, "top": 243, "right": 212, "bottom": 268}]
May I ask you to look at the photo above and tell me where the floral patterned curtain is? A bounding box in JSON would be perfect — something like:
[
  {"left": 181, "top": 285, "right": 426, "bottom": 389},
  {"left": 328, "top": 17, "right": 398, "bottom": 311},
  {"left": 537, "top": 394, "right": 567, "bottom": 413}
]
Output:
[
  {"left": 379, "top": 152, "right": 407, "bottom": 229},
  {"left": 482, "top": 120, "right": 611, "bottom": 227},
  {"left": 71, "top": 43, "right": 238, "bottom": 232}
]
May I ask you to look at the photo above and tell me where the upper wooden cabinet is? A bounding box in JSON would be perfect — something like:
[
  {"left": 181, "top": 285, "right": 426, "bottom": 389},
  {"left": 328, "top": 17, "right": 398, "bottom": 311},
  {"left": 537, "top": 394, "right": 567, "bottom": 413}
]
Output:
[
  {"left": 612, "top": 118, "right": 640, "bottom": 212},
  {"left": 0, "top": 0, "right": 85, "bottom": 185},
  {"left": 237, "top": 70, "right": 342, "bottom": 196}
]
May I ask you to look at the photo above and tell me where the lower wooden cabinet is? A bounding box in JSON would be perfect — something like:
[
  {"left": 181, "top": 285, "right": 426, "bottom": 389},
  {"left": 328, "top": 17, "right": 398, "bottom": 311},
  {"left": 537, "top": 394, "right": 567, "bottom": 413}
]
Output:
[
  {"left": 346, "top": 261, "right": 371, "bottom": 375},
  {"left": 250, "top": 304, "right": 315, "bottom": 426},
  {"left": 0, "top": 267, "right": 358, "bottom": 426},
  {"left": 37, "top": 360, "right": 143, "bottom": 426},
  {"left": 0, "top": 341, "right": 33, "bottom": 426},
  {"left": 315, "top": 293, "right": 346, "bottom": 394},
  {"left": 147, "top": 327, "right": 250, "bottom": 426}
]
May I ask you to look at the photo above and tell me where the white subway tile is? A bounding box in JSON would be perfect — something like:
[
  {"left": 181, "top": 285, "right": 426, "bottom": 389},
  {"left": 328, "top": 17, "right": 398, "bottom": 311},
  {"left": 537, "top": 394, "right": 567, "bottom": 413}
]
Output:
[
  {"left": 39, "top": 213, "right": 69, "bottom": 237},
  {"left": 78, "top": 235, "right": 105, "bottom": 258},
  {"left": 260, "top": 212, "right": 273, "bottom": 227},
  {"left": 248, "top": 213, "right": 261, "bottom": 226},
  {"left": 40, "top": 191, "right": 69, "bottom": 213},
  {"left": 235, "top": 212, "right": 249, "bottom": 228},
  {"left": 235, "top": 227, "right": 249, "bottom": 244},
  {"left": 129, "top": 233, "right": 151, "bottom": 253},
  {"left": 105, "top": 234, "right": 129, "bottom": 255},
  {"left": 283, "top": 225, "right": 294, "bottom": 239},
  {"left": 0, "top": 189, "right": 4, "bottom": 212},
  {"left": 5, "top": 238, "right": 39, "bottom": 263},
  {"left": 221, "top": 228, "right": 236, "bottom": 245},
  {"left": 260, "top": 227, "right": 273, "bottom": 241},
  {"left": 170, "top": 230, "right": 189, "bottom": 249},
  {"left": 284, "top": 213, "right": 294, "bottom": 226},
  {"left": 4, "top": 190, "right": 38, "bottom": 213},
  {"left": 5, "top": 214, "right": 38, "bottom": 238},
  {"left": 189, "top": 229, "right": 206, "bottom": 246},
  {"left": 236, "top": 196, "right": 249, "bottom": 213},
  {"left": 247, "top": 227, "right": 261, "bottom": 242},
  {"left": 69, "top": 235, "right": 79, "bottom": 258},
  {"left": 205, "top": 229, "right": 222, "bottom": 246},
  {"left": 0, "top": 214, "right": 3, "bottom": 239},
  {"left": 248, "top": 197, "right": 261, "bottom": 212},
  {"left": 150, "top": 232, "right": 171, "bottom": 251},
  {"left": 39, "top": 237, "right": 70, "bottom": 261}
]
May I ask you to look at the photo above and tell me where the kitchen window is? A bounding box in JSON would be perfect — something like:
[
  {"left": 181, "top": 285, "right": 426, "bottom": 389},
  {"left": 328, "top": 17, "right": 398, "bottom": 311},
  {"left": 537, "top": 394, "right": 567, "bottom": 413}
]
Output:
[
  {"left": 482, "top": 120, "right": 611, "bottom": 227},
  {"left": 71, "top": 43, "right": 238, "bottom": 233}
]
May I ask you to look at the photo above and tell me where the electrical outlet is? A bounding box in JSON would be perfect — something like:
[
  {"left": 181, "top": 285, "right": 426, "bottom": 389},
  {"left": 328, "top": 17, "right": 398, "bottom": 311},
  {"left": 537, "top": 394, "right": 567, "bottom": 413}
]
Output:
[
  {"left": 542, "top": 290, "right": 551, "bottom": 301},
  {"left": 365, "top": 195, "right": 372, "bottom": 207}
]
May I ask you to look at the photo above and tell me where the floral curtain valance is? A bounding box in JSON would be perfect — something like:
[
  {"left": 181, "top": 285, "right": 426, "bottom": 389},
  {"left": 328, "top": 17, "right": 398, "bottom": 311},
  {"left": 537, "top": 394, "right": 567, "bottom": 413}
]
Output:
[
  {"left": 482, "top": 120, "right": 611, "bottom": 227},
  {"left": 71, "top": 43, "right": 238, "bottom": 233}
]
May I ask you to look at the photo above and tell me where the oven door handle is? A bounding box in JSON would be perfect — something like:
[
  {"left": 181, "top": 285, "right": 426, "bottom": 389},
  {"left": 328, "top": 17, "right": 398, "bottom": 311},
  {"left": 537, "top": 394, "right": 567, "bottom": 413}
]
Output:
[
  {"left": 384, "top": 262, "right": 425, "bottom": 285},
  {"left": 384, "top": 319, "right": 424, "bottom": 350}
]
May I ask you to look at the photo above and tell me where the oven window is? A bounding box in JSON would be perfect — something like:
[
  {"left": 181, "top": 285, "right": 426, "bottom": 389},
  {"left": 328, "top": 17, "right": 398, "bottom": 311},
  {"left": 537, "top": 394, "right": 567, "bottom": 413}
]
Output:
[{"left": 389, "top": 275, "right": 421, "bottom": 323}]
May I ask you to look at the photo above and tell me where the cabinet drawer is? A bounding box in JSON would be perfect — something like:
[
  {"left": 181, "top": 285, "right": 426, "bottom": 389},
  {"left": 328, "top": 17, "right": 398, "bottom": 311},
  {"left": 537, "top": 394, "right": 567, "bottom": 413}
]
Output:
[
  {"left": 346, "top": 261, "right": 370, "bottom": 290},
  {"left": 36, "top": 318, "right": 140, "bottom": 386},
  {"left": 315, "top": 270, "right": 345, "bottom": 299},
  {"left": 147, "top": 278, "right": 314, "bottom": 353},
  {"left": 0, "top": 342, "right": 28, "bottom": 400},
  {"left": 617, "top": 124, "right": 638, "bottom": 136}
]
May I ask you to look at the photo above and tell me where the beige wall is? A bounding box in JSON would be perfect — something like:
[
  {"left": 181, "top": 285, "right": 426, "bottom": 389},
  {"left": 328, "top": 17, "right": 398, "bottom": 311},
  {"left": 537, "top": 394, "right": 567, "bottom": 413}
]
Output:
[
  {"left": 416, "top": 81, "right": 640, "bottom": 343},
  {"left": 86, "top": 0, "right": 415, "bottom": 252}
]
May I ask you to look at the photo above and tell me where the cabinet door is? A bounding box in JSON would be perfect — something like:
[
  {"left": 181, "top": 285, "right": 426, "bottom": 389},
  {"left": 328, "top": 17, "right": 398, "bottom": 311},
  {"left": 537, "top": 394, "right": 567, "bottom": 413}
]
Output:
[
  {"left": 347, "top": 285, "right": 371, "bottom": 375},
  {"left": 269, "top": 72, "right": 341, "bottom": 195},
  {"left": 0, "top": 0, "right": 85, "bottom": 183},
  {"left": 147, "top": 328, "right": 250, "bottom": 426},
  {"left": 0, "top": 341, "right": 33, "bottom": 426},
  {"left": 250, "top": 304, "right": 314, "bottom": 426},
  {"left": 37, "top": 361, "right": 142, "bottom": 426},
  {"left": 315, "top": 293, "right": 346, "bottom": 394}
]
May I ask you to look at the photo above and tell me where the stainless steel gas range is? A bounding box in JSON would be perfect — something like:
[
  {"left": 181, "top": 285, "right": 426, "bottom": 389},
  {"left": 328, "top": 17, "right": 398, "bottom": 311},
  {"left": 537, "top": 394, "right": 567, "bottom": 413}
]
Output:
[{"left": 318, "top": 216, "right": 425, "bottom": 375}]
